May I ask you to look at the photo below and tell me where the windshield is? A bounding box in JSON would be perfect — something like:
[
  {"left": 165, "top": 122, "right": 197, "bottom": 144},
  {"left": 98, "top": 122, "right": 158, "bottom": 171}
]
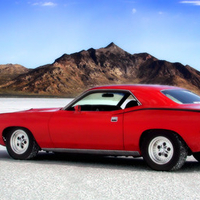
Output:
[
  {"left": 66, "top": 90, "right": 140, "bottom": 111},
  {"left": 162, "top": 89, "right": 200, "bottom": 104},
  {"left": 73, "top": 92, "right": 125, "bottom": 106}
]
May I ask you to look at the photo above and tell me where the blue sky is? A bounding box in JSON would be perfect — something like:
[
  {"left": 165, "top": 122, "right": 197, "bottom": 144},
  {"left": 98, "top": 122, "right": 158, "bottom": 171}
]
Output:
[{"left": 0, "top": 0, "right": 200, "bottom": 71}]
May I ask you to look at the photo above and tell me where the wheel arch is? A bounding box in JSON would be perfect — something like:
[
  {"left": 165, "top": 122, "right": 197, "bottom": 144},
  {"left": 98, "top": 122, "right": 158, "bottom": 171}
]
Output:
[
  {"left": 2, "top": 126, "right": 39, "bottom": 147},
  {"left": 139, "top": 129, "right": 192, "bottom": 155}
]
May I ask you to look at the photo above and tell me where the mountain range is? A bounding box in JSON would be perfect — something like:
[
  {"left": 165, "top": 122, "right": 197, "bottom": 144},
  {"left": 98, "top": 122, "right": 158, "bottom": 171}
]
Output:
[{"left": 0, "top": 42, "right": 200, "bottom": 97}]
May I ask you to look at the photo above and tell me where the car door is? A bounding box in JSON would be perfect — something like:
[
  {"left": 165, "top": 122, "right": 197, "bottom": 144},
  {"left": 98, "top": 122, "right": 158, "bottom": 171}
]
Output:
[{"left": 49, "top": 109, "right": 124, "bottom": 150}]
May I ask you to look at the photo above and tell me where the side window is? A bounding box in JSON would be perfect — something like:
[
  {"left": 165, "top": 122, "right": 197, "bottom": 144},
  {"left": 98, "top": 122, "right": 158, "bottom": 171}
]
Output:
[
  {"left": 70, "top": 91, "right": 126, "bottom": 111},
  {"left": 66, "top": 90, "right": 140, "bottom": 111}
]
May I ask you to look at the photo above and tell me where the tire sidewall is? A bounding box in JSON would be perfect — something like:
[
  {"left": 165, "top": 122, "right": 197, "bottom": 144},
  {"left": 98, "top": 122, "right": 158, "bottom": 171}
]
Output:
[
  {"left": 6, "top": 128, "right": 34, "bottom": 160},
  {"left": 141, "top": 131, "right": 182, "bottom": 171}
]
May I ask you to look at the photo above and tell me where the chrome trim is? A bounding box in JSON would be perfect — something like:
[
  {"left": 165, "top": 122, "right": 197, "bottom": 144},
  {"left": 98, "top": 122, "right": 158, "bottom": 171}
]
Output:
[
  {"left": 111, "top": 117, "right": 118, "bottom": 122},
  {"left": 43, "top": 148, "right": 141, "bottom": 157}
]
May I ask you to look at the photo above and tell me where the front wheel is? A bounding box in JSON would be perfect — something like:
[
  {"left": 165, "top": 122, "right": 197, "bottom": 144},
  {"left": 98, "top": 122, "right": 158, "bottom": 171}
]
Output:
[
  {"left": 6, "top": 128, "right": 39, "bottom": 160},
  {"left": 141, "top": 131, "right": 188, "bottom": 171}
]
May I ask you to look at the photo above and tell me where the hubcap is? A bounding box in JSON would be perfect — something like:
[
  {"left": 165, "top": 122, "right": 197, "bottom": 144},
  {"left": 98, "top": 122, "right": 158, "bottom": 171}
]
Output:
[
  {"left": 148, "top": 136, "right": 174, "bottom": 165},
  {"left": 10, "top": 130, "right": 29, "bottom": 154}
]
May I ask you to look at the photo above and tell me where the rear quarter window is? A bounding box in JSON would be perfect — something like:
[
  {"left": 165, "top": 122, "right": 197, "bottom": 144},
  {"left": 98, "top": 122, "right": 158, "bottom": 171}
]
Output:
[{"left": 162, "top": 89, "right": 200, "bottom": 104}]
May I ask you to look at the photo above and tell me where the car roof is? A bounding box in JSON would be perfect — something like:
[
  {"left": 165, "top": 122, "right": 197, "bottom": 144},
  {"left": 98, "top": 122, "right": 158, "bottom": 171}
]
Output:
[{"left": 90, "top": 84, "right": 181, "bottom": 92}]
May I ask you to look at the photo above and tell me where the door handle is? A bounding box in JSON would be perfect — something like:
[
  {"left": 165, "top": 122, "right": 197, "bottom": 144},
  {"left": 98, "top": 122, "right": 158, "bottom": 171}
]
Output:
[{"left": 111, "top": 117, "right": 118, "bottom": 122}]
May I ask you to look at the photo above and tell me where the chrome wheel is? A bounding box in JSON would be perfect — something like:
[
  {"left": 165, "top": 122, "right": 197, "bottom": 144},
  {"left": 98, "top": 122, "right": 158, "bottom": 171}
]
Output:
[
  {"left": 148, "top": 136, "right": 174, "bottom": 165},
  {"left": 141, "top": 131, "right": 188, "bottom": 171},
  {"left": 10, "top": 129, "right": 29, "bottom": 154},
  {"left": 6, "top": 128, "right": 39, "bottom": 160}
]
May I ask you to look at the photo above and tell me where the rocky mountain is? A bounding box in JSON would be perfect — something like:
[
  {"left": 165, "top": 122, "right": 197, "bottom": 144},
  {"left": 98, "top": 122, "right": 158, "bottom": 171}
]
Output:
[
  {"left": 0, "top": 64, "right": 30, "bottom": 85},
  {"left": 0, "top": 42, "right": 200, "bottom": 96}
]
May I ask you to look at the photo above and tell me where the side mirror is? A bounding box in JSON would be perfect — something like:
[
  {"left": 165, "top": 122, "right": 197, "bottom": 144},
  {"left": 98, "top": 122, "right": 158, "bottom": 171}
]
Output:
[{"left": 74, "top": 105, "right": 81, "bottom": 112}]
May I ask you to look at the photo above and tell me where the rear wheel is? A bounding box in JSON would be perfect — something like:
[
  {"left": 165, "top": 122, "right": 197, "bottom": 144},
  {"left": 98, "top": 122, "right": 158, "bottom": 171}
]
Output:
[
  {"left": 6, "top": 128, "right": 39, "bottom": 160},
  {"left": 141, "top": 131, "right": 188, "bottom": 171}
]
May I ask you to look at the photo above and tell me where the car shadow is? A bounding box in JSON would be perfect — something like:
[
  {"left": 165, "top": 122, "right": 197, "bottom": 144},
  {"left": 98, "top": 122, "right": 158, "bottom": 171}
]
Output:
[
  {"left": 36, "top": 151, "right": 150, "bottom": 171},
  {"left": 0, "top": 150, "right": 200, "bottom": 172}
]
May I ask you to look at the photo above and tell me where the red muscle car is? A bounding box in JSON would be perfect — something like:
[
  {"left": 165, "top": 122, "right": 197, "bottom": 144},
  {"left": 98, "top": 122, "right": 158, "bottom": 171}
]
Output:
[{"left": 1, "top": 84, "right": 200, "bottom": 171}]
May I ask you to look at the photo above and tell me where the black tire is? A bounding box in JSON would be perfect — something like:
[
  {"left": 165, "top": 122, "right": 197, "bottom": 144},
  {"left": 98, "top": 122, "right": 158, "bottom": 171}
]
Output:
[
  {"left": 141, "top": 131, "right": 188, "bottom": 171},
  {"left": 193, "top": 152, "right": 200, "bottom": 162},
  {"left": 6, "top": 128, "right": 39, "bottom": 160}
]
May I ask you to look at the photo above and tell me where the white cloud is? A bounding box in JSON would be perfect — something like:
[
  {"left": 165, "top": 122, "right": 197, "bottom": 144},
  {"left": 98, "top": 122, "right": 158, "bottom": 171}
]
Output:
[
  {"left": 180, "top": 1, "right": 200, "bottom": 5},
  {"left": 42, "top": 2, "right": 57, "bottom": 7},
  {"left": 132, "top": 8, "right": 137, "bottom": 14},
  {"left": 32, "top": 1, "right": 57, "bottom": 7}
]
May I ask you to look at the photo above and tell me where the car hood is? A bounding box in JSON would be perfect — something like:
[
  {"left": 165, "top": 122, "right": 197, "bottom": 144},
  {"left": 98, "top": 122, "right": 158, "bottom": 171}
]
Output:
[{"left": 15, "top": 107, "right": 62, "bottom": 113}]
